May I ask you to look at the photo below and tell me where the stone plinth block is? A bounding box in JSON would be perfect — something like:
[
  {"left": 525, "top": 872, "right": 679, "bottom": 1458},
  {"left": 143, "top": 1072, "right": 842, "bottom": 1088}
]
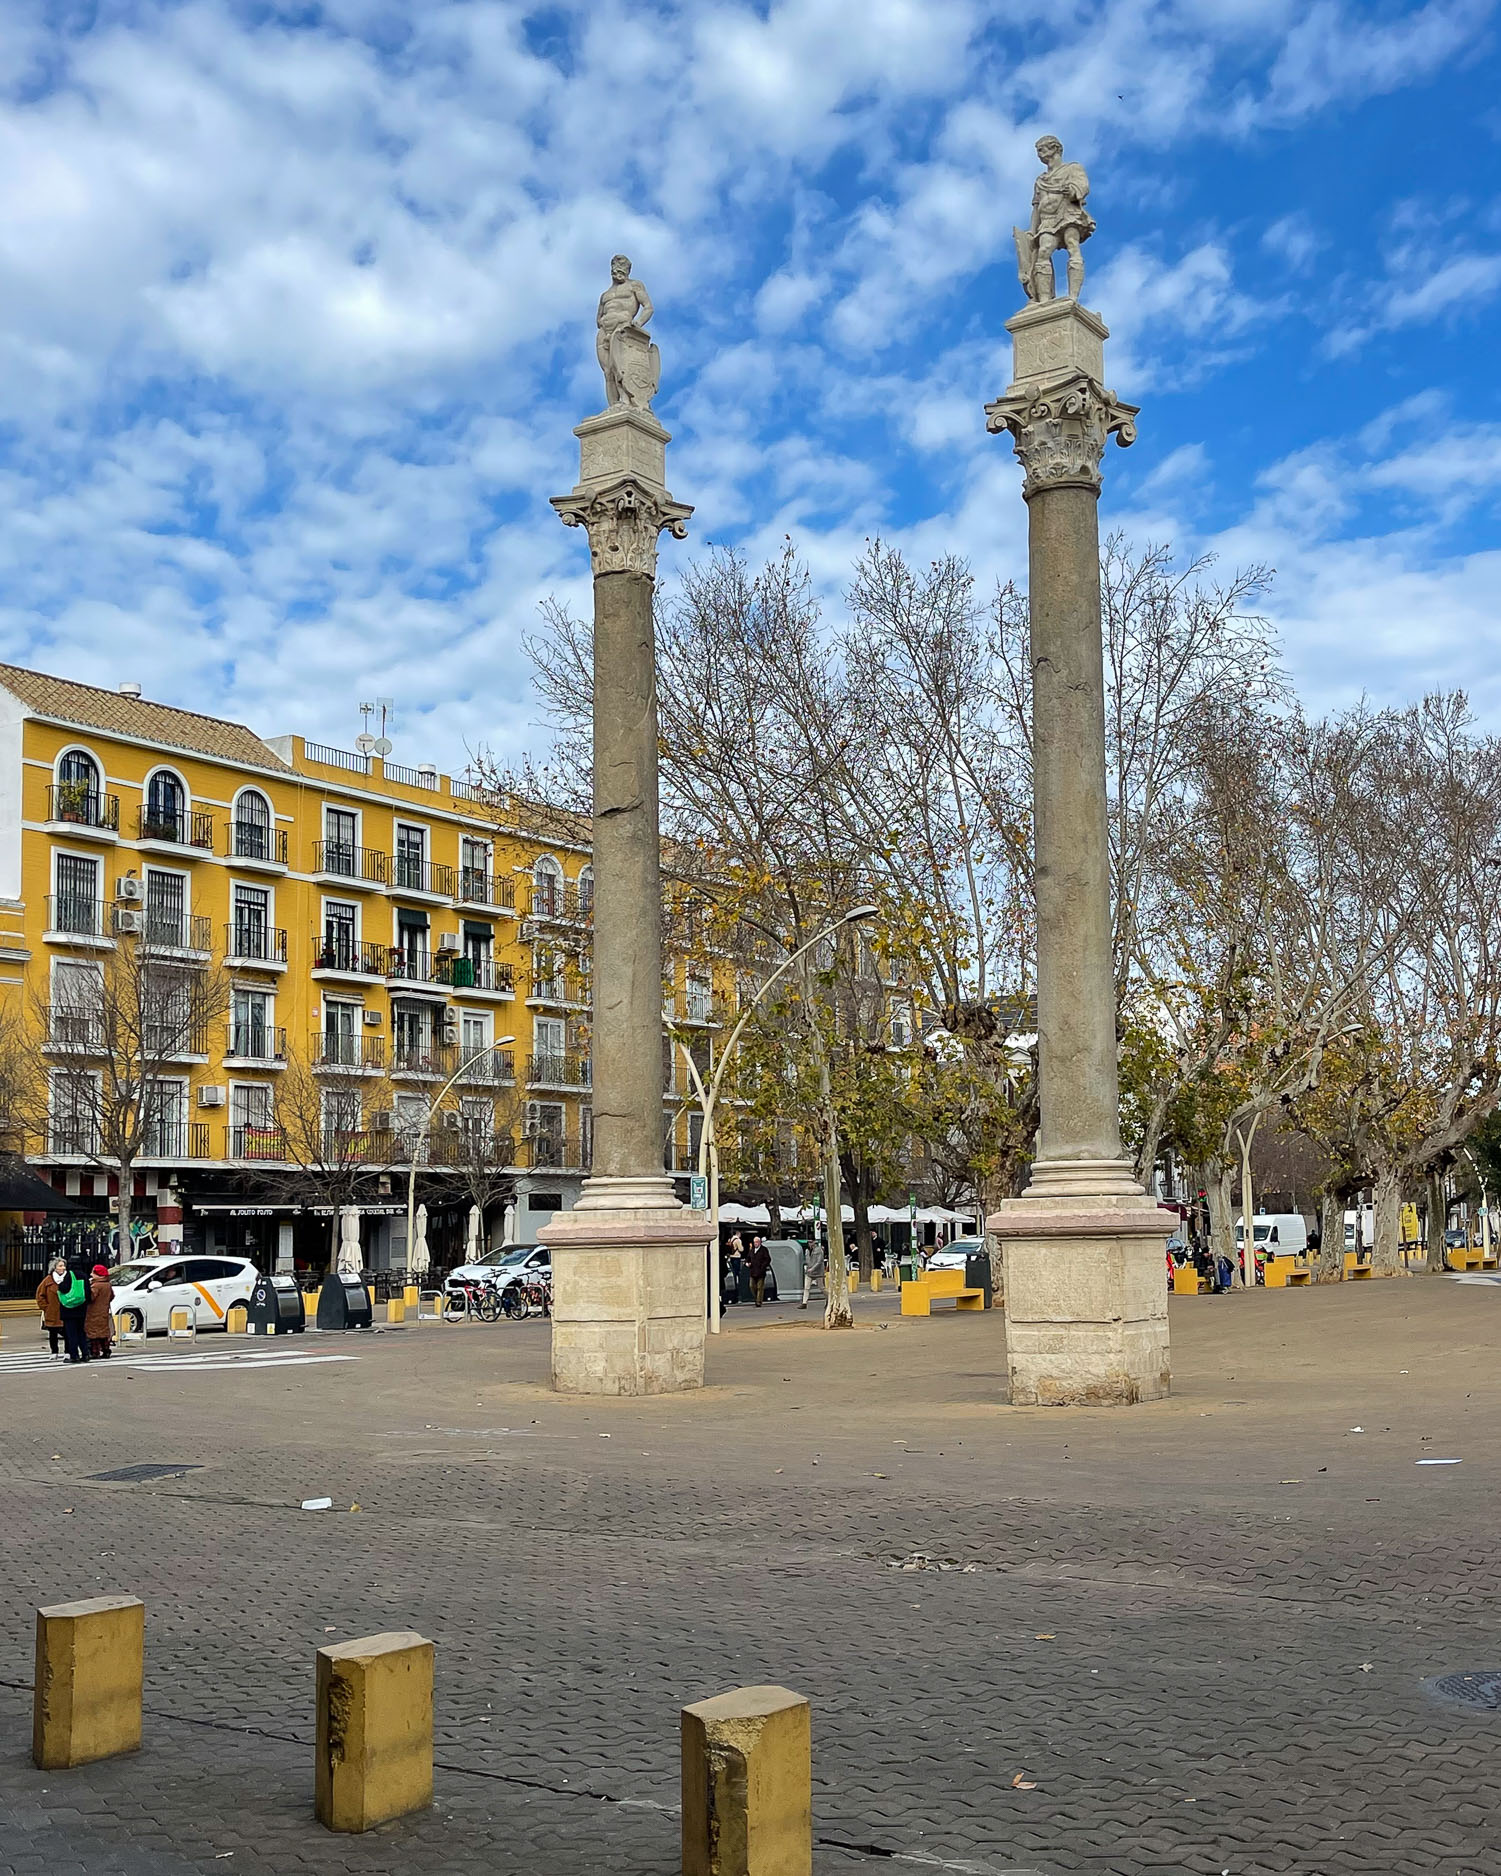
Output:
[
  {"left": 573, "top": 406, "right": 671, "bottom": 494},
  {"left": 33, "top": 1594, "right": 144, "bottom": 1769},
  {"left": 682, "top": 1685, "right": 812, "bottom": 1876},
  {"left": 991, "top": 1188, "right": 1173, "bottom": 1405},
  {"left": 544, "top": 1182, "right": 709, "bottom": 1395},
  {"left": 316, "top": 1631, "right": 434, "bottom": 1833},
  {"left": 1006, "top": 296, "right": 1107, "bottom": 386}
]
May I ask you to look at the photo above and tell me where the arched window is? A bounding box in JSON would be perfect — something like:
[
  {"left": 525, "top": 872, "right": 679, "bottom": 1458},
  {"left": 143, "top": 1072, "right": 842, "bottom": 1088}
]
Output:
[
  {"left": 532, "top": 854, "right": 562, "bottom": 919},
  {"left": 577, "top": 865, "right": 594, "bottom": 915},
  {"left": 234, "top": 790, "right": 272, "bottom": 861},
  {"left": 144, "top": 770, "right": 186, "bottom": 842},
  {"left": 54, "top": 749, "right": 106, "bottom": 827}
]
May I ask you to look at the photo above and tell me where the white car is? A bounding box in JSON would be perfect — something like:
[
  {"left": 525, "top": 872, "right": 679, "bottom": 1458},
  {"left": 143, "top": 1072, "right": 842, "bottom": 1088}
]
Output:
[
  {"left": 925, "top": 1236, "right": 985, "bottom": 1272},
  {"left": 443, "top": 1244, "right": 549, "bottom": 1298},
  {"left": 110, "top": 1255, "right": 259, "bottom": 1335}
]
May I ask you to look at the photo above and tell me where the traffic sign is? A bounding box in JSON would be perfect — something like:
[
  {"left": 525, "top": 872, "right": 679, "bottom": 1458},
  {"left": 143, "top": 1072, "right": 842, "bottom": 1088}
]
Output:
[{"left": 689, "top": 1174, "right": 709, "bottom": 1211}]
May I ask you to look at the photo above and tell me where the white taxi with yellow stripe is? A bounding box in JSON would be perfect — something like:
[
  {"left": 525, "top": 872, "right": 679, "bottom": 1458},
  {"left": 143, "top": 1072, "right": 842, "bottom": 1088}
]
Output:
[{"left": 109, "top": 1256, "right": 259, "bottom": 1336}]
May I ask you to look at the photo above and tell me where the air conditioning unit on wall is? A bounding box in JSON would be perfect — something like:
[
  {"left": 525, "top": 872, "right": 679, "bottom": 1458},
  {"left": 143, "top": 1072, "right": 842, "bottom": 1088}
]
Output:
[
  {"left": 114, "top": 909, "right": 143, "bottom": 934},
  {"left": 197, "top": 1086, "right": 226, "bottom": 1109},
  {"left": 362, "top": 1010, "right": 382, "bottom": 1027},
  {"left": 115, "top": 876, "right": 143, "bottom": 902}
]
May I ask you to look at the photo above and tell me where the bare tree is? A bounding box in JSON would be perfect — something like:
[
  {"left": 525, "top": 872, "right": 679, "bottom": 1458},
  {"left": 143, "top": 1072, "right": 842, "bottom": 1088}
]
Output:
[
  {"left": 265, "top": 1046, "right": 396, "bottom": 1270},
  {"left": 31, "top": 928, "right": 229, "bottom": 1256}
]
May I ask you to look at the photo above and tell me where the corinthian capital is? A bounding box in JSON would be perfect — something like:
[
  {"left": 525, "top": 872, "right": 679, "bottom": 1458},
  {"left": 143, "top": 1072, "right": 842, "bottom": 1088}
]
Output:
[
  {"left": 984, "top": 372, "right": 1138, "bottom": 498},
  {"left": 550, "top": 478, "right": 693, "bottom": 580}
]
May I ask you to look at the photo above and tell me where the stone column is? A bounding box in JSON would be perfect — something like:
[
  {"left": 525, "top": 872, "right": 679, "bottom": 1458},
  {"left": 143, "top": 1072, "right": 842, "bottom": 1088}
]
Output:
[
  {"left": 984, "top": 298, "right": 1173, "bottom": 1405},
  {"left": 543, "top": 407, "right": 709, "bottom": 1394}
]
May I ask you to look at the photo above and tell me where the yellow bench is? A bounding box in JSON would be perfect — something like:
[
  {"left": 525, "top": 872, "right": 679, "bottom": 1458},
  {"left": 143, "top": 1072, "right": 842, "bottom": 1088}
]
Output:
[
  {"left": 1449, "top": 1245, "right": 1484, "bottom": 1272},
  {"left": 901, "top": 1269, "right": 984, "bottom": 1316},
  {"left": 1344, "top": 1251, "right": 1374, "bottom": 1280},
  {"left": 1264, "top": 1254, "right": 1311, "bottom": 1289},
  {"left": 1171, "top": 1266, "right": 1208, "bottom": 1296}
]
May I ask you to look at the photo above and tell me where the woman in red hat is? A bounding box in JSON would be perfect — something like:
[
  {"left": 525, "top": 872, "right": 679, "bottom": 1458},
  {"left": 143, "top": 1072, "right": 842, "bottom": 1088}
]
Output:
[{"left": 85, "top": 1263, "right": 114, "bottom": 1360}]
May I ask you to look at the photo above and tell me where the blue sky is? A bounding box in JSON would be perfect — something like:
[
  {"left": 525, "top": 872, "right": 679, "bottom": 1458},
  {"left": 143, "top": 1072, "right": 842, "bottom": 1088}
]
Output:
[{"left": 0, "top": 0, "right": 1497, "bottom": 766}]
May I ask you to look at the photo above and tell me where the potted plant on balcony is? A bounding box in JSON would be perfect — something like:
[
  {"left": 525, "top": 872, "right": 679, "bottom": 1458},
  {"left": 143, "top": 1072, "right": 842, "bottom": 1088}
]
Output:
[{"left": 57, "top": 780, "right": 90, "bottom": 823}]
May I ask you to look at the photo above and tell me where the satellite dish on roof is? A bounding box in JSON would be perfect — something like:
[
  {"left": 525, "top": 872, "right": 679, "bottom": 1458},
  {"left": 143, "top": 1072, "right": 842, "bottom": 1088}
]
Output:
[
  {"left": 355, "top": 733, "right": 375, "bottom": 753},
  {"left": 374, "top": 737, "right": 393, "bottom": 756}
]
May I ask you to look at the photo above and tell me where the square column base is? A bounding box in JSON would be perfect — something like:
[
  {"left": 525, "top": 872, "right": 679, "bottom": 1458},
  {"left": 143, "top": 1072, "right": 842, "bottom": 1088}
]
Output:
[
  {"left": 541, "top": 1178, "right": 709, "bottom": 1395},
  {"left": 990, "top": 1174, "right": 1173, "bottom": 1405}
]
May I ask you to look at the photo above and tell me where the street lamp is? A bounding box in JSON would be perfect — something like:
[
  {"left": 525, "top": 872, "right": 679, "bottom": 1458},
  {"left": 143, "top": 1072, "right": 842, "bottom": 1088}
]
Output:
[
  {"left": 404, "top": 1036, "right": 516, "bottom": 1281},
  {"left": 672, "top": 905, "right": 879, "bottom": 1332}
]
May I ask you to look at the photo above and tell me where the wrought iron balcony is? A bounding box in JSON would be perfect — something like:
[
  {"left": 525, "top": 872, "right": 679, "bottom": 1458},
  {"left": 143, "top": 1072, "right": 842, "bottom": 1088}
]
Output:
[
  {"left": 525, "top": 1051, "right": 591, "bottom": 1089},
  {"left": 136, "top": 806, "right": 215, "bottom": 850},
  {"left": 226, "top": 1023, "right": 287, "bottom": 1063},
  {"left": 47, "top": 785, "right": 119, "bottom": 831},
  {"left": 312, "top": 934, "right": 386, "bottom": 976},
  {"left": 141, "top": 1120, "right": 212, "bottom": 1159},
  {"left": 439, "top": 955, "right": 514, "bottom": 993},
  {"left": 526, "top": 879, "right": 592, "bottom": 923},
  {"left": 46, "top": 895, "right": 108, "bottom": 939},
  {"left": 227, "top": 1123, "right": 287, "bottom": 1162},
  {"left": 314, "top": 840, "right": 388, "bottom": 884},
  {"left": 136, "top": 909, "right": 214, "bottom": 953},
  {"left": 225, "top": 821, "right": 289, "bottom": 865},
  {"left": 389, "top": 854, "right": 456, "bottom": 899},
  {"left": 457, "top": 868, "right": 515, "bottom": 909},
  {"left": 312, "top": 1031, "right": 386, "bottom": 1070},
  {"left": 225, "top": 922, "right": 288, "bottom": 964},
  {"left": 46, "top": 1008, "right": 104, "bottom": 1051}
]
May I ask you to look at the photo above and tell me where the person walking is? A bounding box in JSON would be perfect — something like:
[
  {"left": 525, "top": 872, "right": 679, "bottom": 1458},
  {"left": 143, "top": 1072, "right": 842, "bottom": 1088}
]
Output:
[
  {"left": 35, "top": 1257, "right": 67, "bottom": 1360},
  {"left": 85, "top": 1263, "right": 114, "bottom": 1360},
  {"left": 725, "top": 1235, "right": 744, "bottom": 1307},
  {"left": 57, "top": 1262, "right": 90, "bottom": 1363},
  {"left": 746, "top": 1235, "right": 771, "bottom": 1307}
]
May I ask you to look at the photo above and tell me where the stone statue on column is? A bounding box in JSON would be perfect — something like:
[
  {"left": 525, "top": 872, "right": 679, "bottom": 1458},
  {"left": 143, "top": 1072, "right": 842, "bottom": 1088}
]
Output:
[
  {"left": 1014, "top": 135, "right": 1095, "bottom": 305},
  {"left": 596, "top": 255, "right": 661, "bottom": 411},
  {"left": 986, "top": 139, "right": 1172, "bottom": 1408}
]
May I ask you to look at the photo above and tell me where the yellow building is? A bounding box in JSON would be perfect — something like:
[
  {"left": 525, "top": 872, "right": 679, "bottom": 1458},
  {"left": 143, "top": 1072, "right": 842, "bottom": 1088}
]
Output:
[{"left": 0, "top": 663, "right": 717, "bottom": 1276}]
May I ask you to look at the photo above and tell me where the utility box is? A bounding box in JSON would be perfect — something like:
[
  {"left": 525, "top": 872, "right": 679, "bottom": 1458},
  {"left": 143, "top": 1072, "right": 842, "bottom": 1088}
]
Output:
[
  {"left": 248, "top": 1273, "right": 306, "bottom": 1336},
  {"left": 964, "top": 1251, "right": 994, "bottom": 1308},
  {"left": 315, "top": 1273, "right": 373, "bottom": 1332}
]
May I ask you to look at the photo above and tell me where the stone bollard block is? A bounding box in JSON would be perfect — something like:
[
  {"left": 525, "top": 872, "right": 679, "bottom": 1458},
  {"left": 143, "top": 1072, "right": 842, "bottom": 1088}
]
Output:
[
  {"left": 316, "top": 1631, "right": 434, "bottom": 1832},
  {"left": 226, "top": 1304, "right": 248, "bottom": 1334},
  {"left": 682, "top": 1685, "right": 811, "bottom": 1876},
  {"left": 403, "top": 1284, "right": 419, "bottom": 1310},
  {"left": 387, "top": 1297, "right": 406, "bottom": 1325},
  {"left": 33, "top": 1595, "right": 145, "bottom": 1769}
]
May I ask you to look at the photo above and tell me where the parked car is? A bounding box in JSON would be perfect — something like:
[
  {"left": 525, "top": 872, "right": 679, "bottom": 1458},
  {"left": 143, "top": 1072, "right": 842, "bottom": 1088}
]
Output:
[
  {"left": 1445, "top": 1227, "right": 1469, "bottom": 1250},
  {"left": 925, "top": 1236, "right": 986, "bottom": 1272},
  {"left": 444, "top": 1244, "right": 548, "bottom": 1298},
  {"left": 110, "top": 1255, "right": 259, "bottom": 1335}
]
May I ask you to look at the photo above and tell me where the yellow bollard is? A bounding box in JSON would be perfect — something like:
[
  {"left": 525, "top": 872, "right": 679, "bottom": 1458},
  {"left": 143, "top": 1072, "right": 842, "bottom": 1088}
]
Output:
[
  {"left": 870, "top": 1270, "right": 882, "bottom": 1293},
  {"left": 167, "top": 1305, "right": 195, "bottom": 1341},
  {"left": 33, "top": 1595, "right": 145, "bottom": 1770},
  {"left": 316, "top": 1631, "right": 434, "bottom": 1833},
  {"left": 682, "top": 1684, "right": 812, "bottom": 1876},
  {"left": 386, "top": 1297, "right": 406, "bottom": 1325},
  {"left": 226, "top": 1304, "right": 248, "bottom": 1334},
  {"left": 403, "top": 1284, "right": 419, "bottom": 1310},
  {"left": 367, "top": 1285, "right": 376, "bottom": 1311}
]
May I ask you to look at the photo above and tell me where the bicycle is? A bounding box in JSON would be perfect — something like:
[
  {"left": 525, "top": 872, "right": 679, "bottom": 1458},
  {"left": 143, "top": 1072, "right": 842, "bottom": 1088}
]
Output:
[
  {"left": 501, "top": 1273, "right": 552, "bottom": 1319},
  {"left": 443, "top": 1279, "right": 502, "bottom": 1323}
]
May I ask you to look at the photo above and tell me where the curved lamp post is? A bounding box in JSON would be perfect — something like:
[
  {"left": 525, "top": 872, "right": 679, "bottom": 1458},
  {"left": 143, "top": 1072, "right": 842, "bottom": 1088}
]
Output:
[
  {"left": 404, "top": 1035, "right": 516, "bottom": 1279},
  {"left": 672, "top": 906, "right": 878, "bottom": 1331}
]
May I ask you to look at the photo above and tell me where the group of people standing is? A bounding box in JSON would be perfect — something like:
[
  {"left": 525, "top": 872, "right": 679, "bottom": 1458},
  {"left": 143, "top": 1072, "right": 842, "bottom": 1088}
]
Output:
[
  {"left": 721, "top": 1233, "right": 772, "bottom": 1308},
  {"left": 35, "top": 1258, "right": 114, "bottom": 1363}
]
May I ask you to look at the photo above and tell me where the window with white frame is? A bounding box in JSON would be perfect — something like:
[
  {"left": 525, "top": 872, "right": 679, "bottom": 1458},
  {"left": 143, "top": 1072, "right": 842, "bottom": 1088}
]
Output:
[
  {"left": 53, "top": 851, "right": 100, "bottom": 935},
  {"left": 231, "top": 987, "right": 271, "bottom": 1060},
  {"left": 143, "top": 1078, "right": 187, "bottom": 1157},
  {"left": 324, "top": 806, "right": 357, "bottom": 875},
  {"left": 395, "top": 824, "right": 427, "bottom": 891},
  {"left": 234, "top": 790, "right": 273, "bottom": 860},
  {"left": 460, "top": 836, "right": 491, "bottom": 902},
  {"left": 49, "top": 1068, "right": 100, "bottom": 1154},
  {"left": 231, "top": 883, "right": 270, "bottom": 959},
  {"left": 51, "top": 959, "right": 102, "bottom": 1047},
  {"left": 532, "top": 854, "right": 562, "bottom": 917}
]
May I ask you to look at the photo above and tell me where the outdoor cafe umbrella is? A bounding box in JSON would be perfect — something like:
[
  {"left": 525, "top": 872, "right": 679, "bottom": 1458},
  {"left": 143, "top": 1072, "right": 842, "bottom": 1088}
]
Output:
[
  {"left": 411, "top": 1204, "right": 431, "bottom": 1279},
  {"left": 336, "top": 1206, "right": 362, "bottom": 1277},
  {"left": 465, "top": 1205, "right": 481, "bottom": 1262}
]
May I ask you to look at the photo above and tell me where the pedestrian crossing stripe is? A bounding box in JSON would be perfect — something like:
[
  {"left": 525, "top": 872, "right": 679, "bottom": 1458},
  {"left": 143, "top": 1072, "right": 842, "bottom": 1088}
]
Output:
[{"left": 0, "top": 1345, "right": 358, "bottom": 1375}]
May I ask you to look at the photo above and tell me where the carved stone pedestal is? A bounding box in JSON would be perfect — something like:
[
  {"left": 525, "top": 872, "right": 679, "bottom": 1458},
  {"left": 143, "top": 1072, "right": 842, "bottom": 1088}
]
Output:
[{"left": 546, "top": 1176, "right": 708, "bottom": 1396}]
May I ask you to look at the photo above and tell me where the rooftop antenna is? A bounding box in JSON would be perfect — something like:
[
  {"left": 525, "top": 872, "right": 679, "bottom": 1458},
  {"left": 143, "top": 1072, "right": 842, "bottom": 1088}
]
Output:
[{"left": 357, "top": 697, "right": 394, "bottom": 757}]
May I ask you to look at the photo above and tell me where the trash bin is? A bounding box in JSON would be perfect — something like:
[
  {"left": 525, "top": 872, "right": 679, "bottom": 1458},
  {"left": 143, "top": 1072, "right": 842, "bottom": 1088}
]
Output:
[
  {"left": 315, "top": 1272, "right": 374, "bottom": 1331},
  {"left": 964, "top": 1250, "right": 993, "bottom": 1309},
  {"left": 247, "top": 1273, "right": 307, "bottom": 1336}
]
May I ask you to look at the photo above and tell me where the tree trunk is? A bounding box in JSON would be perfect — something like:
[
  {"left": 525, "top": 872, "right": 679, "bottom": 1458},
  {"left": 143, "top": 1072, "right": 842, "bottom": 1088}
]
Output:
[
  {"left": 767, "top": 1191, "right": 783, "bottom": 1239},
  {"left": 1314, "top": 1189, "right": 1345, "bottom": 1283},
  {"left": 115, "top": 1164, "right": 133, "bottom": 1264},
  {"left": 1424, "top": 1166, "right": 1448, "bottom": 1273},
  {"left": 1234, "top": 1115, "right": 1260, "bottom": 1288},
  {"left": 822, "top": 1136, "right": 852, "bottom": 1328},
  {"left": 1205, "top": 1161, "right": 1235, "bottom": 1283},
  {"left": 1371, "top": 1165, "right": 1402, "bottom": 1275},
  {"left": 841, "top": 1148, "right": 874, "bottom": 1279}
]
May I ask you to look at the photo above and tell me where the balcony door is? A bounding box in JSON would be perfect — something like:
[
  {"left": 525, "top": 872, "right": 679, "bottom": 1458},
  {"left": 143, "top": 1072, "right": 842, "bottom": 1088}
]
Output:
[
  {"left": 55, "top": 852, "right": 100, "bottom": 934},
  {"left": 324, "top": 807, "right": 356, "bottom": 876},
  {"left": 322, "top": 901, "right": 356, "bottom": 969},
  {"left": 232, "top": 988, "right": 269, "bottom": 1060},
  {"left": 232, "top": 884, "right": 269, "bottom": 959},
  {"left": 145, "top": 869, "right": 186, "bottom": 948},
  {"left": 324, "top": 999, "right": 358, "bottom": 1067},
  {"left": 145, "top": 772, "right": 184, "bottom": 842}
]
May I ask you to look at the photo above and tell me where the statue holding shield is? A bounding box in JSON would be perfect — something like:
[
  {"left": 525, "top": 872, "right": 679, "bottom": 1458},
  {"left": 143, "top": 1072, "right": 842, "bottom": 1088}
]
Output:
[
  {"left": 1014, "top": 136, "right": 1095, "bottom": 304},
  {"left": 596, "top": 255, "right": 660, "bottom": 411}
]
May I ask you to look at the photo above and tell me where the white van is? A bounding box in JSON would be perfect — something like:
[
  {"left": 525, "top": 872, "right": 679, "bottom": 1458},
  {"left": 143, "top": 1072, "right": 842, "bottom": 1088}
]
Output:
[
  {"left": 1235, "top": 1213, "right": 1309, "bottom": 1258},
  {"left": 1344, "top": 1206, "right": 1374, "bottom": 1250}
]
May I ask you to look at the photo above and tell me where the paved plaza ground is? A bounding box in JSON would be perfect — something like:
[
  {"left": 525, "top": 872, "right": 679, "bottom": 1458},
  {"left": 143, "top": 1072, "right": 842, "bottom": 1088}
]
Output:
[{"left": 1, "top": 1276, "right": 1499, "bottom": 1875}]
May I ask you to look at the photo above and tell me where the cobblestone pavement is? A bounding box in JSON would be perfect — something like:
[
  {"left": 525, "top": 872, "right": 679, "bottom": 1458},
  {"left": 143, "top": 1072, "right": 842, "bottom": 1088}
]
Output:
[{"left": 1, "top": 1278, "right": 1499, "bottom": 1875}]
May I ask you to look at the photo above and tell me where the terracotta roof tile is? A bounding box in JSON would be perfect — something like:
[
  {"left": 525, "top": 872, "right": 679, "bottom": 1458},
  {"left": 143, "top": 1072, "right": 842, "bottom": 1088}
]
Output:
[{"left": 0, "top": 664, "right": 290, "bottom": 774}]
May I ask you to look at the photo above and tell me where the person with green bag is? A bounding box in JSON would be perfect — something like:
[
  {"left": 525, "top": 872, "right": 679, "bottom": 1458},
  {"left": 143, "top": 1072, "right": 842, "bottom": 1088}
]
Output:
[{"left": 57, "top": 1263, "right": 90, "bottom": 1364}]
